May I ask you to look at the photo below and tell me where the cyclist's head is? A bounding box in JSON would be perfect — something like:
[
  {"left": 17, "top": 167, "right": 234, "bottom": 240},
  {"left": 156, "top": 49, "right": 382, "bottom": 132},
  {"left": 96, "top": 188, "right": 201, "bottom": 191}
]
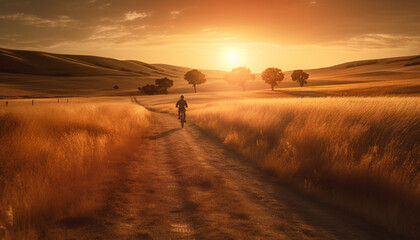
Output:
[{"left": 180, "top": 95, "right": 184, "bottom": 99}]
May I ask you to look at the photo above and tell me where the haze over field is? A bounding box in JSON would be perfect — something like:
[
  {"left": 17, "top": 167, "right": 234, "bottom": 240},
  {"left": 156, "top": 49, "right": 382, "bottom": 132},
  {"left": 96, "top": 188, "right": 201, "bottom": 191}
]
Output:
[{"left": 1, "top": 48, "right": 419, "bottom": 98}]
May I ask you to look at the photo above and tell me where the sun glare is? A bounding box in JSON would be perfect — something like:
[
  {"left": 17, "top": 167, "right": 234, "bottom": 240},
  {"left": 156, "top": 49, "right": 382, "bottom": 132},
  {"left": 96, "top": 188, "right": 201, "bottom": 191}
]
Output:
[
  {"left": 227, "top": 52, "right": 239, "bottom": 64},
  {"left": 223, "top": 49, "right": 243, "bottom": 69}
]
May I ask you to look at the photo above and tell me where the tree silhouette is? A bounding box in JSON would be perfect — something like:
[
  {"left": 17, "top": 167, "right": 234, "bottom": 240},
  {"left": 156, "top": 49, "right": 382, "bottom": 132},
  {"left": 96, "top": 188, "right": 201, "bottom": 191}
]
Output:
[
  {"left": 291, "top": 70, "right": 309, "bottom": 87},
  {"left": 261, "top": 67, "right": 284, "bottom": 91},
  {"left": 139, "top": 84, "right": 158, "bottom": 95},
  {"left": 184, "top": 69, "right": 206, "bottom": 93},
  {"left": 113, "top": 85, "right": 119, "bottom": 90},
  {"left": 224, "top": 67, "right": 255, "bottom": 91},
  {"left": 155, "top": 77, "right": 174, "bottom": 94}
]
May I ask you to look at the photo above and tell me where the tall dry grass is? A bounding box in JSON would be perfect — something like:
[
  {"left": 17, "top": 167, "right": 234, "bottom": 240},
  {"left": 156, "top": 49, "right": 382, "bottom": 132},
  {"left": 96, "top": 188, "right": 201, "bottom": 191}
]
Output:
[
  {"left": 189, "top": 97, "right": 419, "bottom": 239},
  {"left": 0, "top": 102, "right": 149, "bottom": 238}
]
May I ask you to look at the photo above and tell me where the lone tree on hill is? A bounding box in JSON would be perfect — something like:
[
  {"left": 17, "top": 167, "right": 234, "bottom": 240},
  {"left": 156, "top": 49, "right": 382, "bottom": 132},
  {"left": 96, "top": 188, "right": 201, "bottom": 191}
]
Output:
[
  {"left": 291, "top": 70, "right": 309, "bottom": 87},
  {"left": 224, "top": 67, "right": 255, "bottom": 91},
  {"left": 155, "top": 77, "right": 174, "bottom": 94},
  {"left": 184, "top": 69, "right": 206, "bottom": 93},
  {"left": 261, "top": 67, "right": 284, "bottom": 91}
]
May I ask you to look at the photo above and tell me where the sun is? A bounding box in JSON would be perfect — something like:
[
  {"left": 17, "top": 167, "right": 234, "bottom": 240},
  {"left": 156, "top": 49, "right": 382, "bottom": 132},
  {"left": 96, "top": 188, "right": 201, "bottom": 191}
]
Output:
[
  {"left": 227, "top": 52, "right": 240, "bottom": 64},
  {"left": 223, "top": 50, "right": 243, "bottom": 69}
]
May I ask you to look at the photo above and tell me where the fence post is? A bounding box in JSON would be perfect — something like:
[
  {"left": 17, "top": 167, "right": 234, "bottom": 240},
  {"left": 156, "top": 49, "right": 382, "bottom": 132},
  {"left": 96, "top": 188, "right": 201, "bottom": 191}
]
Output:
[{"left": 32, "top": 100, "right": 34, "bottom": 105}]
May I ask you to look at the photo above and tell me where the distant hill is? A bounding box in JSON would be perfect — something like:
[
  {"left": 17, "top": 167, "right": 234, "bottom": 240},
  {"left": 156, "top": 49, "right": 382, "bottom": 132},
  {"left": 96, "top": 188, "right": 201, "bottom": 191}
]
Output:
[
  {"left": 278, "top": 55, "right": 420, "bottom": 97},
  {"left": 0, "top": 48, "right": 226, "bottom": 98},
  {"left": 301, "top": 55, "right": 420, "bottom": 82},
  {"left": 327, "top": 55, "right": 420, "bottom": 70},
  {"left": 0, "top": 48, "right": 419, "bottom": 98},
  {"left": 0, "top": 48, "right": 178, "bottom": 77}
]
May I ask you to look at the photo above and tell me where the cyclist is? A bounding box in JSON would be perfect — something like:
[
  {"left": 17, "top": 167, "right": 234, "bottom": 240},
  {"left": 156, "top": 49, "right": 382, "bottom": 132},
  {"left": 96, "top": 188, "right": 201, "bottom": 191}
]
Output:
[{"left": 176, "top": 95, "right": 188, "bottom": 121}]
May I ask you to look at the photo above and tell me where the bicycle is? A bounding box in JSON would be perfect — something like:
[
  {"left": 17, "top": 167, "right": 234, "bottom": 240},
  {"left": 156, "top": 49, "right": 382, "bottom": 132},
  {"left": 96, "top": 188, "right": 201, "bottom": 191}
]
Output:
[{"left": 179, "top": 110, "right": 186, "bottom": 128}]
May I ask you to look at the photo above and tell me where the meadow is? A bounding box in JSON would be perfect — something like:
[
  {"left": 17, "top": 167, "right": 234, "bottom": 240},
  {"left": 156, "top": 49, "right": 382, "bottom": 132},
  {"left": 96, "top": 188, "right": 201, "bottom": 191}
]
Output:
[
  {"left": 0, "top": 93, "right": 419, "bottom": 239},
  {"left": 1, "top": 48, "right": 419, "bottom": 239},
  {"left": 143, "top": 95, "right": 420, "bottom": 238},
  {"left": 0, "top": 100, "right": 150, "bottom": 239}
]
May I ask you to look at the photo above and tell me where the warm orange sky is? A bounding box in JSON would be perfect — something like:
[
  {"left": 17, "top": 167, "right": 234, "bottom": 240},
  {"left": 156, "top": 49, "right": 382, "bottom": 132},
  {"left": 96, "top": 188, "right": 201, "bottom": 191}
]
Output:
[{"left": 0, "top": 0, "right": 419, "bottom": 72}]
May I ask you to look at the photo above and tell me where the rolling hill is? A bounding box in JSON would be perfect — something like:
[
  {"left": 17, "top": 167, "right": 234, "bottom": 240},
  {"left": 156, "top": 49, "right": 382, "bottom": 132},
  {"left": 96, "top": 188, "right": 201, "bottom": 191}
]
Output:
[
  {"left": 0, "top": 48, "right": 175, "bottom": 77},
  {"left": 0, "top": 48, "right": 419, "bottom": 98}
]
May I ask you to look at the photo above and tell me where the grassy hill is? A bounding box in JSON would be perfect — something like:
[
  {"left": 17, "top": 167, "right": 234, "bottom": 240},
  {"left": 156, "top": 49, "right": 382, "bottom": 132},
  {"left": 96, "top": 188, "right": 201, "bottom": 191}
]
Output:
[
  {"left": 278, "top": 55, "right": 420, "bottom": 97},
  {"left": 304, "top": 55, "right": 420, "bottom": 83},
  {"left": 0, "top": 48, "right": 231, "bottom": 98},
  {"left": 0, "top": 48, "right": 419, "bottom": 98},
  {"left": 0, "top": 48, "right": 173, "bottom": 77}
]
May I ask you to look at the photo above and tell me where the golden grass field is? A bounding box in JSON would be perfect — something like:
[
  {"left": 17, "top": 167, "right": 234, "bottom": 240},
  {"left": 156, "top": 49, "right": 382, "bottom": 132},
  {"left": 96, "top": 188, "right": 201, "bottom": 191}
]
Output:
[
  {"left": 1, "top": 48, "right": 420, "bottom": 239},
  {"left": 141, "top": 95, "right": 420, "bottom": 238},
  {"left": 0, "top": 99, "right": 150, "bottom": 239},
  {"left": 1, "top": 96, "right": 419, "bottom": 239}
]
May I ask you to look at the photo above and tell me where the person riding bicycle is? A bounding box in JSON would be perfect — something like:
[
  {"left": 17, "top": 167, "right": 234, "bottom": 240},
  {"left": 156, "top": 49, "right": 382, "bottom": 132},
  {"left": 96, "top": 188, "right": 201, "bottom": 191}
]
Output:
[{"left": 176, "top": 95, "right": 188, "bottom": 121}]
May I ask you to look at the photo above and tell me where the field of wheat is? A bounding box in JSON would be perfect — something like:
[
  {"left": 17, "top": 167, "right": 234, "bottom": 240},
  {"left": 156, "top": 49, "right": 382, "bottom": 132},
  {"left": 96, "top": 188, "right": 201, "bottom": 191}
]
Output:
[
  {"left": 0, "top": 101, "right": 149, "bottom": 239},
  {"left": 186, "top": 97, "right": 419, "bottom": 238}
]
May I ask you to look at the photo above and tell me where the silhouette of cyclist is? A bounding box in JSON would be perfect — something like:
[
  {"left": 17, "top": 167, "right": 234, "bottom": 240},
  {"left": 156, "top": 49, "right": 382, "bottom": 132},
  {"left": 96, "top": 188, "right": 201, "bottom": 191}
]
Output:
[{"left": 176, "top": 95, "right": 188, "bottom": 121}]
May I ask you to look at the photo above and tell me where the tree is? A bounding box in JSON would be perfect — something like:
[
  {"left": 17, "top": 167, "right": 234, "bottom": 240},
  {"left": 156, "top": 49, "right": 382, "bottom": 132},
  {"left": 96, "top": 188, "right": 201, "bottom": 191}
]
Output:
[
  {"left": 139, "top": 84, "right": 158, "bottom": 95},
  {"left": 113, "top": 85, "right": 119, "bottom": 90},
  {"left": 291, "top": 70, "right": 309, "bottom": 87},
  {"left": 184, "top": 69, "right": 206, "bottom": 93},
  {"left": 224, "top": 67, "right": 255, "bottom": 91},
  {"left": 155, "top": 77, "right": 174, "bottom": 94},
  {"left": 261, "top": 67, "right": 284, "bottom": 91}
]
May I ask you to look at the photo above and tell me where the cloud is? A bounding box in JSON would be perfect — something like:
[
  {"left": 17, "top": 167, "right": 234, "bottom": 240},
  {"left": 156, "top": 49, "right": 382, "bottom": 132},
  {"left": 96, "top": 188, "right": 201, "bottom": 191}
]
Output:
[
  {"left": 331, "top": 34, "right": 420, "bottom": 49},
  {"left": 41, "top": 27, "right": 238, "bottom": 52},
  {"left": 88, "top": 25, "right": 133, "bottom": 41},
  {"left": 100, "top": 11, "right": 150, "bottom": 23},
  {"left": 99, "top": 3, "right": 111, "bottom": 9},
  {"left": 169, "top": 7, "right": 197, "bottom": 20},
  {"left": 170, "top": 11, "right": 181, "bottom": 19},
  {"left": 0, "top": 13, "right": 75, "bottom": 27},
  {"left": 124, "top": 11, "right": 149, "bottom": 21}
]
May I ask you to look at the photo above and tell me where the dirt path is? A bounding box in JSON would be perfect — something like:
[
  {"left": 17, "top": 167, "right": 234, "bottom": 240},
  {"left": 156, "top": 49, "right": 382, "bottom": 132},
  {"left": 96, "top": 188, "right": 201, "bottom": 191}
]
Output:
[{"left": 47, "top": 108, "right": 395, "bottom": 240}]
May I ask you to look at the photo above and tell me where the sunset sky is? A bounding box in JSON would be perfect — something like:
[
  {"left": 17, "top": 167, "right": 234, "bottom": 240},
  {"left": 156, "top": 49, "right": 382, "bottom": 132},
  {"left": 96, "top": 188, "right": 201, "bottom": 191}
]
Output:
[{"left": 0, "top": 0, "right": 419, "bottom": 72}]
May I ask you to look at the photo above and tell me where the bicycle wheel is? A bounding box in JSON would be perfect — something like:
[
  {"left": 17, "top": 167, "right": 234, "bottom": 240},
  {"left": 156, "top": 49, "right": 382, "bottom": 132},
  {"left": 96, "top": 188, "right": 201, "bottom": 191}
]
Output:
[{"left": 180, "top": 112, "right": 185, "bottom": 128}]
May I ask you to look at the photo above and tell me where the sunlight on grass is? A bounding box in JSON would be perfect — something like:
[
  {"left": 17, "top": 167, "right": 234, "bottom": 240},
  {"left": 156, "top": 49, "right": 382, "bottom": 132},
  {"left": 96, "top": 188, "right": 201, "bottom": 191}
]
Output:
[
  {"left": 188, "top": 97, "right": 419, "bottom": 238},
  {"left": 0, "top": 102, "right": 150, "bottom": 238}
]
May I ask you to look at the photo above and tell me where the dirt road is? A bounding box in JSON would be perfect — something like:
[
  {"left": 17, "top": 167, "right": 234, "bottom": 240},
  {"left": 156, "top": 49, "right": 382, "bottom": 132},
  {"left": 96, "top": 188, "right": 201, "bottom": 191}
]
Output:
[{"left": 48, "top": 109, "right": 395, "bottom": 240}]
